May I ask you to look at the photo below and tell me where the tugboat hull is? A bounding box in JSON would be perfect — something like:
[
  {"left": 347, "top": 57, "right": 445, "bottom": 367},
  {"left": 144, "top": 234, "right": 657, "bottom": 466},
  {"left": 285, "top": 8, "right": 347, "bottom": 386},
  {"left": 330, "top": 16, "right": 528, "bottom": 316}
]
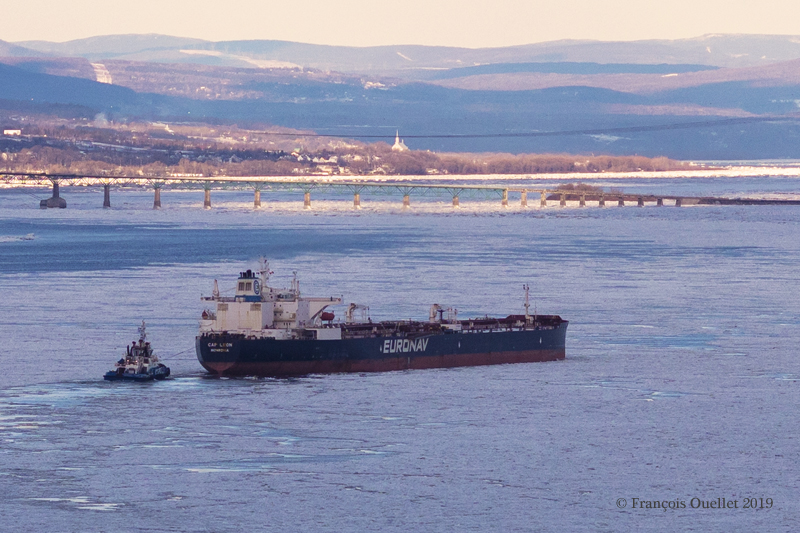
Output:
[
  {"left": 103, "top": 366, "right": 170, "bottom": 381},
  {"left": 104, "top": 372, "right": 154, "bottom": 382}
]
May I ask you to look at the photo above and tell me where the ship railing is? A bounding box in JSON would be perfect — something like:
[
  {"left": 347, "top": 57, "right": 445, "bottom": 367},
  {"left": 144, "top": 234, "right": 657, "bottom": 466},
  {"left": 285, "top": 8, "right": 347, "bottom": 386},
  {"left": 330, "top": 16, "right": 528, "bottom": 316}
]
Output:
[
  {"left": 201, "top": 295, "right": 240, "bottom": 302},
  {"left": 336, "top": 316, "right": 563, "bottom": 339}
]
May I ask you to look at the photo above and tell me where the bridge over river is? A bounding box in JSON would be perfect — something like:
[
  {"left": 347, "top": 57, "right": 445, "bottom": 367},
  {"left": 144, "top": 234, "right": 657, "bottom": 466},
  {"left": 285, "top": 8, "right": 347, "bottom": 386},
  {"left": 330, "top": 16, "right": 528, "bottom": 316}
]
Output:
[{"left": 2, "top": 172, "right": 800, "bottom": 209}]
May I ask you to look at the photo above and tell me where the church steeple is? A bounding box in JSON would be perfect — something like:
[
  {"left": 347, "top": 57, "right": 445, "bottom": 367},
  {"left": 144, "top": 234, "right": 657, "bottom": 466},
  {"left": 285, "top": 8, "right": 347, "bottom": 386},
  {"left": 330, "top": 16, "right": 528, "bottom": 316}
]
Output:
[{"left": 392, "top": 130, "right": 409, "bottom": 152}]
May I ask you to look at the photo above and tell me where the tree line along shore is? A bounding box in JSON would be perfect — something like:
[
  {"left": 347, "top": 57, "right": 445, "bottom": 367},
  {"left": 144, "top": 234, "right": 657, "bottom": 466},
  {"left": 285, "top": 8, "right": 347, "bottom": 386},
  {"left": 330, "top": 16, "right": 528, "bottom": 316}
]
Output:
[{"left": 0, "top": 118, "right": 693, "bottom": 177}]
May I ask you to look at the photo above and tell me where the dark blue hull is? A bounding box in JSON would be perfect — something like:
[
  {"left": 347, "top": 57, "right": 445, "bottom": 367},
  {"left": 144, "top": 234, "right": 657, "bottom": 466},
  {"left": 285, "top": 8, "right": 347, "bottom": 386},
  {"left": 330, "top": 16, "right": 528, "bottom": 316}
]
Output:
[
  {"left": 104, "top": 372, "right": 154, "bottom": 382},
  {"left": 197, "top": 320, "right": 568, "bottom": 376}
]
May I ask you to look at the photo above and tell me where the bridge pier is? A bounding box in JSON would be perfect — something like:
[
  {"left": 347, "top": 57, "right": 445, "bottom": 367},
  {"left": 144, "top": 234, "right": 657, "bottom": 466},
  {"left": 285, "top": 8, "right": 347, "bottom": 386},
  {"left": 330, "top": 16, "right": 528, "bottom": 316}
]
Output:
[
  {"left": 452, "top": 195, "right": 460, "bottom": 208},
  {"left": 637, "top": 197, "right": 644, "bottom": 207},
  {"left": 354, "top": 193, "right": 361, "bottom": 209},
  {"left": 579, "top": 194, "right": 586, "bottom": 207},
  {"left": 675, "top": 198, "right": 682, "bottom": 207},
  {"left": 204, "top": 189, "right": 211, "bottom": 209},
  {"left": 657, "top": 198, "right": 663, "bottom": 207},
  {"left": 153, "top": 187, "right": 161, "bottom": 209},
  {"left": 103, "top": 184, "right": 111, "bottom": 208},
  {"left": 304, "top": 192, "right": 311, "bottom": 209},
  {"left": 403, "top": 194, "right": 410, "bottom": 208},
  {"left": 520, "top": 191, "right": 527, "bottom": 208},
  {"left": 560, "top": 193, "right": 566, "bottom": 207},
  {"left": 501, "top": 189, "right": 508, "bottom": 207},
  {"left": 40, "top": 180, "right": 67, "bottom": 208},
  {"left": 540, "top": 191, "right": 547, "bottom": 207},
  {"left": 599, "top": 194, "right": 605, "bottom": 207},
  {"left": 254, "top": 190, "right": 261, "bottom": 209}
]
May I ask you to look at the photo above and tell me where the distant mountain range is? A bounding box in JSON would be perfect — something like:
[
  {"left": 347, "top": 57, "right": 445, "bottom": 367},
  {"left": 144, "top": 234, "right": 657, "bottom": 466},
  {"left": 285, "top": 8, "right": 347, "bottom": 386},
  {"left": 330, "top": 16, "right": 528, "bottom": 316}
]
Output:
[
  {"left": 3, "top": 33, "right": 800, "bottom": 158},
  {"left": 13, "top": 33, "right": 800, "bottom": 73}
]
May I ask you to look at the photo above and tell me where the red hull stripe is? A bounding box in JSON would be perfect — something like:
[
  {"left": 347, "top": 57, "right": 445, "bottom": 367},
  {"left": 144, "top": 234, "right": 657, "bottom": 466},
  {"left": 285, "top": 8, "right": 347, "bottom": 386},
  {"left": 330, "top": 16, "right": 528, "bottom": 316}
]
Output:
[{"left": 200, "top": 349, "right": 565, "bottom": 376}]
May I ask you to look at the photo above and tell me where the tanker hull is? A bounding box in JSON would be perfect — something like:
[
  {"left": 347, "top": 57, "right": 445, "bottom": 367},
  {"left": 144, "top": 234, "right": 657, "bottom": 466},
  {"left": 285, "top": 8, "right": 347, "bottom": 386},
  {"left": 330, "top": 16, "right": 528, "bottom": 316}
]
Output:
[{"left": 197, "top": 321, "right": 567, "bottom": 377}]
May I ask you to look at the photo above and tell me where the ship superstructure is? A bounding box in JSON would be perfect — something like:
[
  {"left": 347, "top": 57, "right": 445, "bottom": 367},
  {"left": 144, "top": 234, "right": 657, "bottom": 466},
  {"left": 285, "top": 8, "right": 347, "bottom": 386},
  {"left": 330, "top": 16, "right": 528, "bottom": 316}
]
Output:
[{"left": 199, "top": 261, "right": 343, "bottom": 341}]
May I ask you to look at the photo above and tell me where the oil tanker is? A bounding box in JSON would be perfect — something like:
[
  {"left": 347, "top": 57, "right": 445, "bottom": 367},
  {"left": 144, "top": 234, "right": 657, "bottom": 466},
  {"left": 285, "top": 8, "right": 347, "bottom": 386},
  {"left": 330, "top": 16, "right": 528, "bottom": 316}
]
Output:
[{"left": 196, "top": 261, "right": 567, "bottom": 376}]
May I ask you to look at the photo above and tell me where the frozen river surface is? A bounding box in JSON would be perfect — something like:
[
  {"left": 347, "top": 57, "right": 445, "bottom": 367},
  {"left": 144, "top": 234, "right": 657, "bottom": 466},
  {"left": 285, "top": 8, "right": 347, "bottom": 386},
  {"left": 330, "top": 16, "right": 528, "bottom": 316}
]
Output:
[{"left": 0, "top": 179, "right": 798, "bottom": 531}]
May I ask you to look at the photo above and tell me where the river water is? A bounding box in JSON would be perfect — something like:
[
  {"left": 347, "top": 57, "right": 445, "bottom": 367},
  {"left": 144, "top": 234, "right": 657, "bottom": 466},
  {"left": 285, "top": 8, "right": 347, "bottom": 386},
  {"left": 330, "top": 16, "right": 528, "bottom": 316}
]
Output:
[{"left": 0, "top": 177, "right": 798, "bottom": 531}]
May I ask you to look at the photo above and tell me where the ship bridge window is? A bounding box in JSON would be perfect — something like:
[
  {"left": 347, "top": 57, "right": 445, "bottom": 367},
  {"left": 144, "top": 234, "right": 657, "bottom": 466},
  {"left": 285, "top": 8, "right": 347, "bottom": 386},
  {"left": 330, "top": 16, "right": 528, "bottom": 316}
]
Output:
[
  {"left": 246, "top": 282, "right": 252, "bottom": 291},
  {"left": 238, "top": 282, "right": 245, "bottom": 291}
]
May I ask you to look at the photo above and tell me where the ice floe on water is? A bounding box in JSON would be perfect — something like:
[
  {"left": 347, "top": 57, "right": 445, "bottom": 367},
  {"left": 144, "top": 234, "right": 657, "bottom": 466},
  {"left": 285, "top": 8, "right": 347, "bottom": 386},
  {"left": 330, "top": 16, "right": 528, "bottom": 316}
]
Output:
[
  {"left": 29, "top": 497, "right": 123, "bottom": 512},
  {"left": 0, "top": 233, "right": 35, "bottom": 243}
]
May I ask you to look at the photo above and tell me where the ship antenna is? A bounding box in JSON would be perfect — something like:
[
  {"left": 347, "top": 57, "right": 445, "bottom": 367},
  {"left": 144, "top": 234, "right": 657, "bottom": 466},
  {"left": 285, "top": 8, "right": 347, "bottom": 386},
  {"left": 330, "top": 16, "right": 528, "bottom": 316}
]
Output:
[
  {"left": 212, "top": 279, "right": 220, "bottom": 299},
  {"left": 258, "top": 257, "right": 272, "bottom": 285},
  {"left": 138, "top": 320, "right": 147, "bottom": 343},
  {"left": 523, "top": 284, "right": 531, "bottom": 322}
]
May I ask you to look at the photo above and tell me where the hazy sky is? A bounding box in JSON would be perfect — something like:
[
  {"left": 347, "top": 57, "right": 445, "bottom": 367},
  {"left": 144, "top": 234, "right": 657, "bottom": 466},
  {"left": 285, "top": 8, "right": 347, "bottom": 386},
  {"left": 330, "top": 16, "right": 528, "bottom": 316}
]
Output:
[{"left": 4, "top": 0, "right": 800, "bottom": 47}]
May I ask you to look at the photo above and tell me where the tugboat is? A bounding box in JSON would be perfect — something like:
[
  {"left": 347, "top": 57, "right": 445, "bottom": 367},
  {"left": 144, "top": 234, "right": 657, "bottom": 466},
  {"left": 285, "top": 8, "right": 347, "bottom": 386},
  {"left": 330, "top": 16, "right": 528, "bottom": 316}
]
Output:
[
  {"left": 104, "top": 321, "right": 171, "bottom": 381},
  {"left": 196, "top": 259, "right": 568, "bottom": 377}
]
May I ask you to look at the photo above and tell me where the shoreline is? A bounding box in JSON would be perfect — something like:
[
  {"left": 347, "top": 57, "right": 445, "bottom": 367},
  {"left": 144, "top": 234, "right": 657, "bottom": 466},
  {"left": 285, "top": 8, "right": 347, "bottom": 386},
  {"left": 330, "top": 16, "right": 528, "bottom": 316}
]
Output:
[
  {"left": 319, "top": 167, "right": 800, "bottom": 181},
  {"left": 5, "top": 166, "right": 800, "bottom": 188}
]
